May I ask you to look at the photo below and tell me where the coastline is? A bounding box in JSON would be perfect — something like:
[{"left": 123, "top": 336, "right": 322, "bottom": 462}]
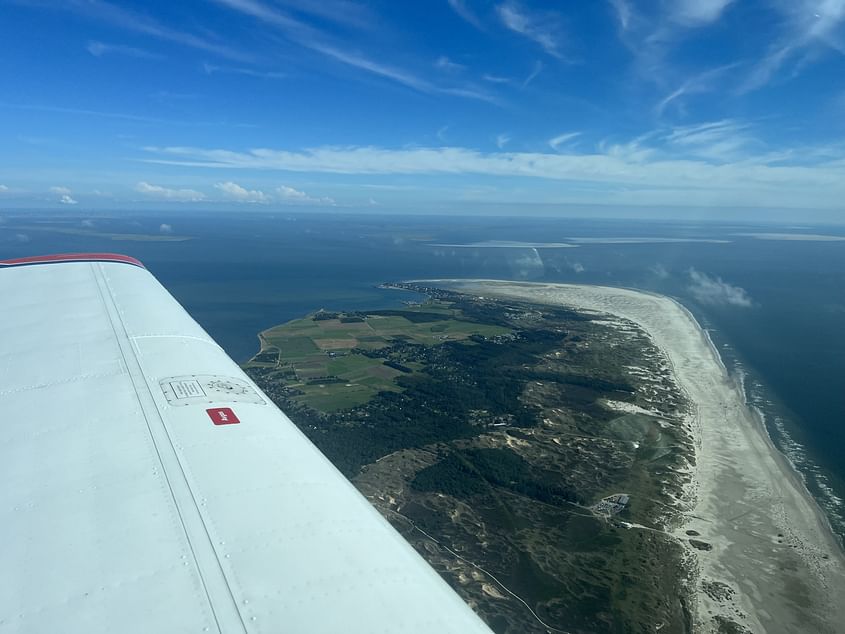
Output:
[{"left": 417, "top": 279, "right": 845, "bottom": 633}]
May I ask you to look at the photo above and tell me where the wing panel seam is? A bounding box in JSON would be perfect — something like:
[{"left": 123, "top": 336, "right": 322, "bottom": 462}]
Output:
[{"left": 90, "top": 263, "right": 244, "bottom": 634}]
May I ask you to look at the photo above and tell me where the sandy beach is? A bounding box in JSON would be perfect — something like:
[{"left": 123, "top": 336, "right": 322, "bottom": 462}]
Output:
[{"left": 424, "top": 280, "right": 845, "bottom": 633}]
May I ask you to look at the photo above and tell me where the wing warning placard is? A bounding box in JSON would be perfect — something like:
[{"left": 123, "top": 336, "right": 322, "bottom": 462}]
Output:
[{"left": 159, "top": 375, "right": 266, "bottom": 406}]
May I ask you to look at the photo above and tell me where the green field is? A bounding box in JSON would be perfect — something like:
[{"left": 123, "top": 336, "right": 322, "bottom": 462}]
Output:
[{"left": 245, "top": 302, "right": 511, "bottom": 411}]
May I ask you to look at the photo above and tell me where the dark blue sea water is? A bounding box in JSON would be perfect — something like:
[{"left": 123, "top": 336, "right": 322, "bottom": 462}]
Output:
[{"left": 3, "top": 211, "right": 844, "bottom": 545}]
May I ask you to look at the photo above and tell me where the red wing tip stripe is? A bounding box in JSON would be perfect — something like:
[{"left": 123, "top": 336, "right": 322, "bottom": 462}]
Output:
[{"left": 0, "top": 253, "right": 145, "bottom": 269}]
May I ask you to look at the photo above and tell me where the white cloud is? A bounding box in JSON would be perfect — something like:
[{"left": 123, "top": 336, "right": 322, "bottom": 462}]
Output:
[
  {"left": 496, "top": 133, "right": 511, "bottom": 149},
  {"left": 522, "top": 60, "right": 543, "bottom": 88},
  {"left": 672, "top": 0, "right": 735, "bottom": 26},
  {"left": 435, "top": 56, "right": 465, "bottom": 72},
  {"left": 688, "top": 269, "right": 753, "bottom": 307},
  {"left": 212, "top": 0, "right": 496, "bottom": 103},
  {"left": 214, "top": 181, "right": 270, "bottom": 203},
  {"left": 307, "top": 40, "right": 496, "bottom": 103},
  {"left": 64, "top": 1, "right": 249, "bottom": 61},
  {"left": 741, "top": 0, "right": 845, "bottom": 93},
  {"left": 81, "top": 219, "right": 96, "bottom": 228},
  {"left": 0, "top": 184, "right": 8, "bottom": 192},
  {"left": 608, "top": 0, "right": 633, "bottom": 31},
  {"left": 135, "top": 181, "right": 205, "bottom": 202},
  {"left": 202, "top": 62, "right": 285, "bottom": 79},
  {"left": 482, "top": 73, "right": 512, "bottom": 84},
  {"left": 656, "top": 63, "right": 739, "bottom": 115},
  {"left": 159, "top": 223, "right": 173, "bottom": 234},
  {"left": 141, "top": 132, "right": 845, "bottom": 209},
  {"left": 15, "top": 233, "right": 30, "bottom": 243},
  {"left": 511, "top": 248, "right": 545, "bottom": 278},
  {"left": 448, "top": 0, "right": 485, "bottom": 30},
  {"left": 86, "top": 40, "right": 162, "bottom": 59},
  {"left": 276, "top": 185, "right": 335, "bottom": 205},
  {"left": 650, "top": 263, "right": 670, "bottom": 279},
  {"left": 497, "top": 2, "right": 563, "bottom": 58},
  {"left": 60, "top": 195, "right": 78, "bottom": 205},
  {"left": 50, "top": 186, "right": 72, "bottom": 195},
  {"left": 549, "top": 131, "right": 581, "bottom": 151}
]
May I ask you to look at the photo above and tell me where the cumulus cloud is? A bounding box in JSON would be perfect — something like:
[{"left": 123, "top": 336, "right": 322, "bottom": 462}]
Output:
[
  {"left": 135, "top": 181, "right": 205, "bottom": 202},
  {"left": 688, "top": 269, "right": 752, "bottom": 307},
  {"left": 159, "top": 223, "right": 173, "bottom": 234},
  {"left": 511, "top": 248, "right": 545, "bottom": 278},
  {"left": 60, "top": 195, "right": 78, "bottom": 205},
  {"left": 276, "top": 185, "right": 335, "bottom": 205},
  {"left": 214, "top": 181, "right": 270, "bottom": 203},
  {"left": 50, "top": 186, "right": 72, "bottom": 195},
  {"left": 650, "top": 263, "right": 670, "bottom": 279}
]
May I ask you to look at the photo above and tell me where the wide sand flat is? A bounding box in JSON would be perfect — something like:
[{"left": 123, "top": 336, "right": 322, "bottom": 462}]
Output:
[{"left": 425, "top": 280, "right": 845, "bottom": 634}]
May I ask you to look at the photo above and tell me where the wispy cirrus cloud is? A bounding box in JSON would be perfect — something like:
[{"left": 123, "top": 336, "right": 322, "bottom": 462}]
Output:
[
  {"left": 521, "top": 60, "right": 543, "bottom": 88},
  {"left": 671, "top": 0, "right": 736, "bottom": 26},
  {"left": 435, "top": 56, "right": 466, "bottom": 72},
  {"left": 548, "top": 131, "right": 581, "bottom": 152},
  {"left": 447, "top": 0, "right": 485, "bottom": 30},
  {"left": 86, "top": 40, "right": 163, "bottom": 60},
  {"left": 608, "top": 0, "right": 634, "bottom": 31},
  {"left": 307, "top": 41, "right": 499, "bottom": 103},
  {"left": 496, "top": 2, "right": 564, "bottom": 59},
  {"left": 47, "top": 0, "right": 250, "bottom": 61},
  {"left": 656, "top": 63, "right": 740, "bottom": 115},
  {"left": 272, "top": 0, "right": 375, "bottom": 31},
  {"left": 135, "top": 181, "right": 205, "bottom": 202},
  {"left": 202, "top": 62, "right": 285, "bottom": 80},
  {"left": 212, "top": 0, "right": 498, "bottom": 103},
  {"left": 741, "top": 0, "right": 845, "bottom": 93}
]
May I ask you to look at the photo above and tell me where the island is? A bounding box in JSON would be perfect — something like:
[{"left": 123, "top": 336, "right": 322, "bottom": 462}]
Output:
[{"left": 243, "top": 281, "right": 845, "bottom": 634}]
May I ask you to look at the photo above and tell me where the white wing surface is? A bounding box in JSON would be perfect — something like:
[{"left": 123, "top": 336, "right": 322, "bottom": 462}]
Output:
[{"left": 0, "top": 254, "right": 492, "bottom": 634}]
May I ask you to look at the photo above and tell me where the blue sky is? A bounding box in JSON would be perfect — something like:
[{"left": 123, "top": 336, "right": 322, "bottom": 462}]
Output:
[{"left": 1, "top": 0, "right": 844, "bottom": 215}]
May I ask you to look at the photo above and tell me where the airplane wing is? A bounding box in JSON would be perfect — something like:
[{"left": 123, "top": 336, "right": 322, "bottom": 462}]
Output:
[{"left": 0, "top": 254, "right": 492, "bottom": 633}]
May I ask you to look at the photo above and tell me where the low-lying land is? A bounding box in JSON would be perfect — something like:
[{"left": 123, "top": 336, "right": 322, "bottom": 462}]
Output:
[{"left": 245, "top": 288, "right": 698, "bottom": 632}]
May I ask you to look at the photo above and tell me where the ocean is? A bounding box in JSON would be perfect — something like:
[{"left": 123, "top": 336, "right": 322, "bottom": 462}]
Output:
[{"left": 3, "top": 210, "right": 844, "bottom": 544}]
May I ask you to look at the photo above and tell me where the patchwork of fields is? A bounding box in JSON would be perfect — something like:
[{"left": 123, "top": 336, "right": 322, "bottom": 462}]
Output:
[{"left": 245, "top": 303, "right": 511, "bottom": 411}]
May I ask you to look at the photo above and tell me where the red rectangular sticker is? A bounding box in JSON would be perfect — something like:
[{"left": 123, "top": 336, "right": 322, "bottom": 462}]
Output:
[{"left": 206, "top": 407, "right": 240, "bottom": 425}]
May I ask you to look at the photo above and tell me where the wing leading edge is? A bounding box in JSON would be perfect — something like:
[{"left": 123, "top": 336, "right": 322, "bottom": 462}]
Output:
[{"left": 0, "top": 254, "right": 492, "bottom": 633}]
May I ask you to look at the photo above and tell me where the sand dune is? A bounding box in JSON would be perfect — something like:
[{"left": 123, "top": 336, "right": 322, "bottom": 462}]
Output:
[{"left": 425, "top": 279, "right": 845, "bottom": 634}]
